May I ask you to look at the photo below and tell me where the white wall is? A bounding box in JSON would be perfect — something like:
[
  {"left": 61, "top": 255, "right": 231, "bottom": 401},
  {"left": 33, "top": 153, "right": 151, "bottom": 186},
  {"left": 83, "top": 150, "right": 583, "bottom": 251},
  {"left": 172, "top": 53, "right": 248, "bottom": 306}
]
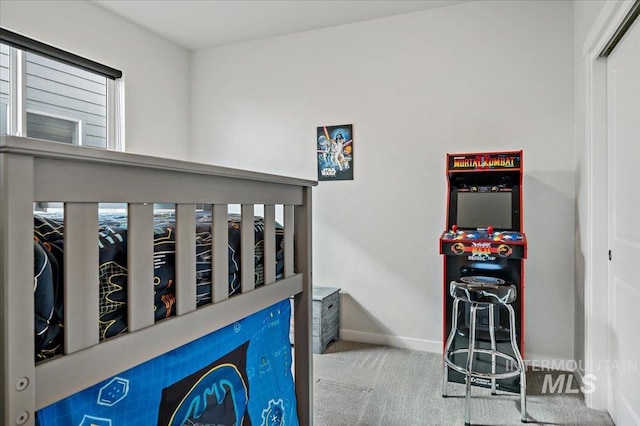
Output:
[
  {"left": 191, "top": 1, "right": 575, "bottom": 359},
  {"left": 0, "top": 0, "right": 191, "bottom": 160}
]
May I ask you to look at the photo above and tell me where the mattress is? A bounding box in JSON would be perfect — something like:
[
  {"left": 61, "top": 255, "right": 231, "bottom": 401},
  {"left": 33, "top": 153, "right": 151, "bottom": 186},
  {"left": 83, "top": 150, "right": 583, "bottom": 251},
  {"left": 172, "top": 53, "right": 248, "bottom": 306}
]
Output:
[{"left": 33, "top": 210, "right": 285, "bottom": 361}]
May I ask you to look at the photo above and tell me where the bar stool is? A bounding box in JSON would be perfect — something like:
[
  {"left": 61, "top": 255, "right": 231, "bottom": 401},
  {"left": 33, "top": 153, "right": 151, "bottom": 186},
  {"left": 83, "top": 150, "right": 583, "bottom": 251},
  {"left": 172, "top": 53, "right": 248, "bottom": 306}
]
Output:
[{"left": 442, "top": 276, "right": 527, "bottom": 425}]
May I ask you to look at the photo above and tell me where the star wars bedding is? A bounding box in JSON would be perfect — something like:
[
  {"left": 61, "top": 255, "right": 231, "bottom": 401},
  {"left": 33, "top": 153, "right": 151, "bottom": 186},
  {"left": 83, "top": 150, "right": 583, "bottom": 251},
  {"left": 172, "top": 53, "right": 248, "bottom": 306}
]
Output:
[
  {"left": 33, "top": 210, "right": 285, "bottom": 361},
  {"left": 36, "top": 298, "right": 298, "bottom": 426}
]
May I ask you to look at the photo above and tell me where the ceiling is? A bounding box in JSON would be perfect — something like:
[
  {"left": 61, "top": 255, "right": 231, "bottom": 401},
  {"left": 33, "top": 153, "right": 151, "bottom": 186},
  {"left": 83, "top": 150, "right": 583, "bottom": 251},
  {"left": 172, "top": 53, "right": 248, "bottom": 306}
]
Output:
[{"left": 93, "top": 0, "right": 467, "bottom": 51}]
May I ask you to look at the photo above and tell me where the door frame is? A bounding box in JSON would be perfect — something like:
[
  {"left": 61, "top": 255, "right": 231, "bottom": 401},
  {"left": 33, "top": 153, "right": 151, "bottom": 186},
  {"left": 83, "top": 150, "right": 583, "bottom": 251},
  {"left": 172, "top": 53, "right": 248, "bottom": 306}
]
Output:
[{"left": 582, "top": 0, "right": 637, "bottom": 412}]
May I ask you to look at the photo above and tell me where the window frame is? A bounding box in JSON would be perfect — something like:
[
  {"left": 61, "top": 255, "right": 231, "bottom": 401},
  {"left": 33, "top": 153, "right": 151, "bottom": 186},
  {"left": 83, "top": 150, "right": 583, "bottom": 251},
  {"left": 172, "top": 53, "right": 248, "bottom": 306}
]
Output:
[{"left": 0, "top": 27, "right": 124, "bottom": 150}]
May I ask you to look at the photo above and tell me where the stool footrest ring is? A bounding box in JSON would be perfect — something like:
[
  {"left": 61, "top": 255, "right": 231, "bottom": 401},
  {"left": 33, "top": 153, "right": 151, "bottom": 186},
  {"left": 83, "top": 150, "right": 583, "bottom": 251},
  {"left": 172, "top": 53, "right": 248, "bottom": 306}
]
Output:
[{"left": 444, "top": 349, "right": 523, "bottom": 380}]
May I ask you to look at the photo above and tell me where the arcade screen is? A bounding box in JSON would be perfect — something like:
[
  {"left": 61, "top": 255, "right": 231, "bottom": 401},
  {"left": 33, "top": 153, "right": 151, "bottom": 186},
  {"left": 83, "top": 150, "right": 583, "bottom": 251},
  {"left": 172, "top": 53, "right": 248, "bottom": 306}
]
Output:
[{"left": 456, "top": 191, "right": 512, "bottom": 229}]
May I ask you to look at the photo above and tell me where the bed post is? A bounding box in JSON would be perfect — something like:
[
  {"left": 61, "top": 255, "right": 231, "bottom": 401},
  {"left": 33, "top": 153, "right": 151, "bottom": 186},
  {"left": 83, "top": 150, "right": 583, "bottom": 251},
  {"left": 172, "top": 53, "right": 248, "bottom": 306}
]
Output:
[
  {"left": 0, "top": 152, "right": 36, "bottom": 426},
  {"left": 294, "top": 186, "right": 313, "bottom": 426}
]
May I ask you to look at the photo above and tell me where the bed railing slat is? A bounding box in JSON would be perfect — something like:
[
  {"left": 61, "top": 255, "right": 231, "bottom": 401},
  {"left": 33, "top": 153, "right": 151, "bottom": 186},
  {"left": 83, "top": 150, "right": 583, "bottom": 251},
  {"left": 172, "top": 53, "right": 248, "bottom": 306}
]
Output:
[
  {"left": 64, "top": 203, "right": 100, "bottom": 353},
  {"left": 293, "top": 188, "right": 313, "bottom": 426},
  {"left": 241, "top": 204, "right": 255, "bottom": 293},
  {"left": 264, "top": 204, "right": 276, "bottom": 284},
  {"left": 176, "top": 204, "right": 196, "bottom": 315},
  {"left": 0, "top": 153, "right": 36, "bottom": 426},
  {"left": 284, "top": 205, "right": 295, "bottom": 278},
  {"left": 33, "top": 158, "right": 305, "bottom": 205},
  {"left": 212, "top": 204, "right": 229, "bottom": 303},
  {"left": 127, "top": 203, "right": 154, "bottom": 331}
]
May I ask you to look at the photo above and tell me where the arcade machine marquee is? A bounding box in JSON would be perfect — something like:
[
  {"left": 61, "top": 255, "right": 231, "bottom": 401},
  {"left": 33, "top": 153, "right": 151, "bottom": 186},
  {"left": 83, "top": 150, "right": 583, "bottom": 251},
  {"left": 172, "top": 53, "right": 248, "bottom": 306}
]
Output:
[{"left": 439, "top": 150, "right": 527, "bottom": 393}]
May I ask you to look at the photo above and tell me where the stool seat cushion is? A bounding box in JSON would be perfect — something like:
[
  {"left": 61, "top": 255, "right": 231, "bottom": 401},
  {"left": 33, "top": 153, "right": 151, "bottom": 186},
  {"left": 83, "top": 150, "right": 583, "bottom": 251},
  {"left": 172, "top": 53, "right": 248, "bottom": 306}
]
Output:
[{"left": 449, "top": 277, "right": 517, "bottom": 305}]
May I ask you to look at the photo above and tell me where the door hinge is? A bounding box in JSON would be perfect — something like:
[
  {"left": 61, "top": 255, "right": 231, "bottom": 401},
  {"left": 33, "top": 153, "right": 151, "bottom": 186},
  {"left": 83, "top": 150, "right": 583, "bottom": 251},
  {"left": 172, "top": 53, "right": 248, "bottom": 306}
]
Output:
[{"left": 608, "top": 249, "right": 612, "bottom": 261}]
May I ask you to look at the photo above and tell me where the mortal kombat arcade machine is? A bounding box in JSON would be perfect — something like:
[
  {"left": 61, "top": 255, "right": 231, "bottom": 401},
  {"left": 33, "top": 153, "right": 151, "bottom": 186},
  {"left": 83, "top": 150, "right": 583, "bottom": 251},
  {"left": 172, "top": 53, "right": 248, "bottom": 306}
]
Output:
[{"left": 439, "top": 151, "right": 527, "bottom": 393}]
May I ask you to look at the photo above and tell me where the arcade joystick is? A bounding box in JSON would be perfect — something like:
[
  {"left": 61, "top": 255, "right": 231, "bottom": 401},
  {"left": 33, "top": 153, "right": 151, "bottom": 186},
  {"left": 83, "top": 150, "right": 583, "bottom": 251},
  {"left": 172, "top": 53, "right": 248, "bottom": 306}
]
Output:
[
  {"left": 487, "top": 226, "right": 494, "bottom": 235},
  {"left": 452, "top": 224, "right": 458, "bottom": 233}
]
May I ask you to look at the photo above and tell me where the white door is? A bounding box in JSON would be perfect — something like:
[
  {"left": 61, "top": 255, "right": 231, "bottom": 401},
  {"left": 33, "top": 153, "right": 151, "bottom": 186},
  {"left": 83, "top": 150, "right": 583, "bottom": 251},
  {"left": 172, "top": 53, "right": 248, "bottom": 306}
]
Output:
[{"left": 606, "top": 15, "right": 640, "bottom": 426}]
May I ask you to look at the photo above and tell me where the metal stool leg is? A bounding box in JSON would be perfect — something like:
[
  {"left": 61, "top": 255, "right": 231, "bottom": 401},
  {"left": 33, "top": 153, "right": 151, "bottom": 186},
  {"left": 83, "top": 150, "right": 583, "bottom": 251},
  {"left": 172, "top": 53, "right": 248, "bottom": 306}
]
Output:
[
  {"left": 465, "top": 304, "right": 478, "bottom": 426},
  {"left": 506, "top": 304, "right": 527, "bottom": 423},
  {"left": 489, "top": 304, "right": 497, "bottom": 394},
  {"left": 443, "top": 298, "right": 461, "bottom": 397}
]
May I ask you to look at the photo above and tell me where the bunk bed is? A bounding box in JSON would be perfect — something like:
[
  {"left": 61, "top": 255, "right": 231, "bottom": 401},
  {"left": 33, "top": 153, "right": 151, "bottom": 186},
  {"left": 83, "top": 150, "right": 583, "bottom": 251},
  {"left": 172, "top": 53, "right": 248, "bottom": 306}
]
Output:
[{"left": 0, "top": 135, "right": 315, "bottom": 426}]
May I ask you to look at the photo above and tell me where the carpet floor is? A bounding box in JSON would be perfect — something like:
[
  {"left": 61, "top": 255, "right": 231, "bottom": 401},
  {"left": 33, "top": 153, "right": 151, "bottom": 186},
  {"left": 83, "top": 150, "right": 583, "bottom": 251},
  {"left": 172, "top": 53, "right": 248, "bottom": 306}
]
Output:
[{"left": 313, "top": 340, "right": 614, "bottom": 426}]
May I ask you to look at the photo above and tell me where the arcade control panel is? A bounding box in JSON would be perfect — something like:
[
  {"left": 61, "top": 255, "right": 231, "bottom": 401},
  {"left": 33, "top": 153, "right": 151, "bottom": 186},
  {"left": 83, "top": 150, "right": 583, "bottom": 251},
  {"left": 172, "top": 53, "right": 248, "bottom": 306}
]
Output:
[{"left": 440, "top": 225, "right": 527, "bottom": 261}]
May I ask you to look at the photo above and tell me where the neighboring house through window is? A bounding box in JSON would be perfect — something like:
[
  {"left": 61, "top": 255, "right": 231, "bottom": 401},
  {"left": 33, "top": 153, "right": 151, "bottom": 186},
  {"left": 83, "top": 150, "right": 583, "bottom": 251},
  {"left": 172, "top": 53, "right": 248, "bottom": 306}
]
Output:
[
  {"left": 0, "top": 27, "right": 123, "bottom": 150},
  {"left": 26, "top": 110, "right": 81, "bottom": 145}
]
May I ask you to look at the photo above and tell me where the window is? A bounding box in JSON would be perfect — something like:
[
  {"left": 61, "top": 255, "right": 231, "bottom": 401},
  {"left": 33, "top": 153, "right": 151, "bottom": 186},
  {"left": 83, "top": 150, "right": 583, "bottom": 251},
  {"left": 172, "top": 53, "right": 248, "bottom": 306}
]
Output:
[
  {"left": 26, "top": 111, "right": 80, "bottom": 145},
  {"left": 0, "top": 27, "right": 124, "bottom": 150}
]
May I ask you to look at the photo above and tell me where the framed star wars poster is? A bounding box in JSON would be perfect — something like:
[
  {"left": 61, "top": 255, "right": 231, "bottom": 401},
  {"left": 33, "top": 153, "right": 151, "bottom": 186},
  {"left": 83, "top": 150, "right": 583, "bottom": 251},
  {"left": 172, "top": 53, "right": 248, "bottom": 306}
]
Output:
[{"left": 317, "top": 124, "right": 353, "bottom": 181}]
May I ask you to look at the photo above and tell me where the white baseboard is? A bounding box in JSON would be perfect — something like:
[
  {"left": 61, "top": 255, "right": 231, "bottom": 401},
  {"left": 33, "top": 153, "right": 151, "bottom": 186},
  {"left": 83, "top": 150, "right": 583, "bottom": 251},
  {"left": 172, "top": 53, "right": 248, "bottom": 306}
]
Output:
[
  {"left": 524, "top": 353, "right": 580, "bottom": 373},
  {"left": 340, "top": 329, "right": 441, "bottom": 353}
]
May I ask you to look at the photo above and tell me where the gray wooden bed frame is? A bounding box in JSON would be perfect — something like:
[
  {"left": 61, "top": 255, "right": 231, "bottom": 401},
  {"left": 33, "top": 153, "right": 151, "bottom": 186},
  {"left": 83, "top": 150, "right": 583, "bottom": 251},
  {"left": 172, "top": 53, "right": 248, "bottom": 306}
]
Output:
[{"left": 0, "top": 135, "right": 315, "bottom": 426}]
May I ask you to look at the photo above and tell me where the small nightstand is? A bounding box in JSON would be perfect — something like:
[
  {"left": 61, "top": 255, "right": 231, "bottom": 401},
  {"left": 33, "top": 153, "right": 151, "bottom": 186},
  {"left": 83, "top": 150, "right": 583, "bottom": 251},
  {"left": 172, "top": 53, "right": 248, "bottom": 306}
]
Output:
[
  {"left": 289, "top": 286, "right": 341, "bottom": 354},
  {"left": 312, "top": 286, "right": 341, "bottom": 354}
]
